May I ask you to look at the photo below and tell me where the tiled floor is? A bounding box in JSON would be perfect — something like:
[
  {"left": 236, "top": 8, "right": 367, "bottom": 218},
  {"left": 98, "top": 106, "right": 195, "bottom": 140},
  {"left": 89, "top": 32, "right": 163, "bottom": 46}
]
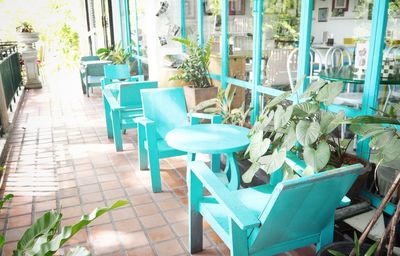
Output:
[{"left": 0, "top": 67, "right": 315, "bottom": 255}]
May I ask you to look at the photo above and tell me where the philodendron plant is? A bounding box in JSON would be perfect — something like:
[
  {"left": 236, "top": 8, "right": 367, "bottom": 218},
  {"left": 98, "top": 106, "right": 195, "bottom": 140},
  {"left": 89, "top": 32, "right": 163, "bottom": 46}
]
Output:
[
  {"left": 243, "top": 80, "right": 349, "bottom": 183},
  {"left": 348, "top": 103, "right": 400, "bottom": 171}
]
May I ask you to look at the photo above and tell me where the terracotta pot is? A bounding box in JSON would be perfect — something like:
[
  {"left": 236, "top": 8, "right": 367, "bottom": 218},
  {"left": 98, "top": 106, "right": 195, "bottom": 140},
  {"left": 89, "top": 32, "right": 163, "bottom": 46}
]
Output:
[{"left": 183, "top": 86, "right": 218, "bottom": 112}]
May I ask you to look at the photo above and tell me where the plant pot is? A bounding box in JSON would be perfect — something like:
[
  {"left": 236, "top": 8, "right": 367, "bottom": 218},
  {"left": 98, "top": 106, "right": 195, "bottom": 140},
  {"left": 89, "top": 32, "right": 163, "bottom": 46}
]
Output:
[
  {"left": 16, "top": 32, "right": 39, "bottom": 51},
  {"left": 316, "top": 241, "right": 374, "bottom": 256},
  {"left": 183, "top": 86, "right": 218, "bottom": 112}
]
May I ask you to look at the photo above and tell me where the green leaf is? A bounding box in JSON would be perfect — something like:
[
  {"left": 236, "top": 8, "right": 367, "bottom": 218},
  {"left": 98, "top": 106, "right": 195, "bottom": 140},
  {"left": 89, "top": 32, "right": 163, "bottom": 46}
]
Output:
[
  {"left": 369, "top": 130, "right": 395, "bottom": 150},
  {"left": 365, "top": 242, "right": 378, "bottom": 256},
  {"left": 193, "top": 98, "right": 218, "bottom": 113},
  {"left": 247, "top": 131, "right": 271, "bottom": 161},
  {"left": 349, "top": 123, "right": 383, "bottom": 137},
  {"left": 348, "top": 115, "right": 400, "bottom": 125},
  {"left": 242, "top": 162, "right": 261, "bottom": 183},
  {"left": 274, "top": 105, "right": 293, "bottom": 130},
  {"left": 292, "top": 102, "right": 319, "bottom": 117},
  {"left": 66, "top": 246, "right": 91, "bottom": 256},
  {"left": 316, "top": 82, "right": 343, "bottom": 105},
  {"left": 15, "top": 211, "right": 62, "bottom": 254},
  {"left": 327, "top": 249, "right": 347, "bottom": 256},
  {"left": 15, "top": 200, "right": 128, "bottom": 256},
  {"left": 296, "top": 120, "right": 320, "bottom": 146},
  {"left": 0, "top": 235, "right": 5, "bottom": 250},
  {"left": 301, "top": 80, "right": 327, "bottom": 98},
  {"left": 282, "top": 124, "right": 296, "bottom": 150},
  {"left": 259, "top": 148, "right": 287, "bottom": 174},
  {"left": 304, "top": 141, "right": 330, "bottom": 171},
  {"left": 265, "top": 92, "right": 291, "bottom": 109},
  {"left": 0, "top": 194, "right": 13, "bottom": 209},
  {"left": 320, "top": 111, "right": 345, "bottom": 134}
]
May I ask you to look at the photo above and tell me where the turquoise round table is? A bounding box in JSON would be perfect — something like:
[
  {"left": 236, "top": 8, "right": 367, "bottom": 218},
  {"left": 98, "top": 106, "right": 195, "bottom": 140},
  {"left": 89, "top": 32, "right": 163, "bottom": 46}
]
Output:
[{"left": 165, "top": 124, "right": 250, "bottom": 190}]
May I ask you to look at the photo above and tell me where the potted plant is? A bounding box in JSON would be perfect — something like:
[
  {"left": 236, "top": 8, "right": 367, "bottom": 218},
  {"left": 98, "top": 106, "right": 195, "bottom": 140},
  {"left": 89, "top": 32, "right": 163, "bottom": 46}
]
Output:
[
  {"left": 170, "top": 37, "right": 218, "bottom": 111},
  {"left": 16, "top": 22, "right": 39, "bottom": 50},
  {"left": 243, "top": 80, "right": 370, "bottom": 189},
  {"left": 96, "top": 42, "right": 137, "bottom": 74}
]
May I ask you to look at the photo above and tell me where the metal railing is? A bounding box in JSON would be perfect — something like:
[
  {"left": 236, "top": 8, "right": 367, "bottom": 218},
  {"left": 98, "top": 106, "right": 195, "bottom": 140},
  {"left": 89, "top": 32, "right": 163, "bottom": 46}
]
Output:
[{"left": 0, "top": 43, "right": 22, "bottom": 135}]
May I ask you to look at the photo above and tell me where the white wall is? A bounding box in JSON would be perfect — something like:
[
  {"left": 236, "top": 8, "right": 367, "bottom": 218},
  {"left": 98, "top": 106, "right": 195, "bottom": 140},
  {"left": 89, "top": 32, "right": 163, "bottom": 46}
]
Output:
[{"left": 312, "top": 0, "right": 399, "bottom": 44}]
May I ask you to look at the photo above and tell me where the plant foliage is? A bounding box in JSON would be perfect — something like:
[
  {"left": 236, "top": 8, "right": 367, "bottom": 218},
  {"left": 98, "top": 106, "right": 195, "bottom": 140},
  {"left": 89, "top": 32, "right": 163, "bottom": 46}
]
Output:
[
  {"left": 12, "top": 200, "right": 128, "bottom": 256},
  {"left": 16, "top": 22, "right": 35, "bottom": 33},
  {"left": 192, "top": 84, "right": 251, "bottom": 126},
  {"left": 169, "top": 37, "right": 214, "bottom": 88},
  {"left": 243, "top": 80, "right": 349, "bottom": 183},
  {"left": 96, "top": 42, "right": 131, "bottom": 65}
]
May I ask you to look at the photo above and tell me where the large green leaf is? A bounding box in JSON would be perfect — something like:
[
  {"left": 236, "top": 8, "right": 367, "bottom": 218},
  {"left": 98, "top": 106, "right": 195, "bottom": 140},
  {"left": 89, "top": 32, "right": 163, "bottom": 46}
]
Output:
[
  {"left": 349, "top": 123, "right": 383, "bottom": 137},
  {"left": 66, "top": 246, "right": 91, "bottom": 256},
  {"left": 320, "top": 111, "right": 345, "bottom": 134},
  {"left": 15, "top": 211, "right": 62, "bottom": 254},
  {"left": 265, "top": 91, "right": 291, "bottom": 109},
  {"left": 304, "top": 141, "right": 330, "bottom": 171},
  {"left": 315, "top": 82, "right": 343, "bottom": 105},
  {"left": 296, "top": 120, "right": 320, "bottom": 146},
  {"left": 348, "top": 115, "right": 400, "bottom": 125},
  {"left": 301, "top": 80, "right": 327, "bottom": 98},
  {"left": 369, "top": 130, "right": 395, "bottom": 150},
  {"left": 274, "top": 105, "right": 293, "bottom": 130},
  {"left": 372, "top": 138, "right": 400, "bottom": 164},
  {"left": 247, "top": 131, "right": 271, "bottom": 162},
  {"left": 0, "top": 235, "right": 5, "bottom": 250},
  {"left": 281, "top": 124, "right": 296, "bottom": 150},
  {"left": 259, "top": 148, "right": 287, "bottom": 174},
  {"left": 292, "top": 102, "right": 319, "bottom": 117},
  {"left": 15, "top": 200, "right": 128, "bottom": 256},
  {"left": 242, "top": 162, "right": 261, "bottom": 183}
]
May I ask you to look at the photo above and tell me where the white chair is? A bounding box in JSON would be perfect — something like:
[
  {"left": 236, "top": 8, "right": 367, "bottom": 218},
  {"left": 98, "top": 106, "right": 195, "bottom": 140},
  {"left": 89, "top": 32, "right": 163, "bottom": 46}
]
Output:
[
  {"left": 286, "top": 47, "right": 323, "bottom": 93},
  {"left": 264, "top": 48, "right": 293, "bottom": 90}
]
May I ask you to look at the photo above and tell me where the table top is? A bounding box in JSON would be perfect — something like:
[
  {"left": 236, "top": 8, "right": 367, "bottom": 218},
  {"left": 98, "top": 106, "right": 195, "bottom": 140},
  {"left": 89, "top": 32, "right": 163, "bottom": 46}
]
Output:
[
  {"left": 319, "top": 66, "right": 400, "bottom": 85},
  {"left": 165, "top": 124, "right": 250, "bottom": 154}
]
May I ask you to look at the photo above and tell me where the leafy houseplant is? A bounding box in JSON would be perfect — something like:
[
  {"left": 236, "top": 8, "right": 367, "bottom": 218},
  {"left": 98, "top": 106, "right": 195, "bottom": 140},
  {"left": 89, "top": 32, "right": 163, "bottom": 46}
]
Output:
[
  {"left": 193, "top": 84, "right": 251, "bottom": 127},
  {"left": 16, "top": 22, "right": 40, "bottom": 51},
  {"left": 170, "top": 37, "right": 218, "bottom": 111},
  {"left": 243, "top": 80, "right": 367, "bottom": 184},
  {"left": 16, "top": 22, "right": 35, "bottom": 33},
  {"left": 96, "top": 42, "right": 131, "bottom": 65}
]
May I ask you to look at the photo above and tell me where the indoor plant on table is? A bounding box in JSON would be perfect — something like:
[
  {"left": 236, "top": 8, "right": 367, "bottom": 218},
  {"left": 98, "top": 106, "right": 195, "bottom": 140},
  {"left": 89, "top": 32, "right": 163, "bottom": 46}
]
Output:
[
  {"left": 170, "top": 37, "right": 218, "bottom": 111},
  {"left": 96, "top": 42, "right": 137, "bottom": 75}
]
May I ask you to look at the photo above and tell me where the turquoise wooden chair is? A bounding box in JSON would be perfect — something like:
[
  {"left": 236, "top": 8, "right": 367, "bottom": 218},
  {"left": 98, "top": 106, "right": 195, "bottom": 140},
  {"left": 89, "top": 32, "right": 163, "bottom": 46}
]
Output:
[
  {"left": 103, "top": 81, "right": 158, "bottom": 151},
  {"left": 82, "top": 62, "right": 110, "bottom": 97},
  {"left": 101, "top": 64, "right": 144, "bottom": 89},
  {"left": 80, "top": 56, "right": 100, "bottom": 94},
  {"left": 188, "top": 160, "right": 366, "bottom": 256},
  {"left": 137, "top": 87, "right": 222, "bottom": 193}
]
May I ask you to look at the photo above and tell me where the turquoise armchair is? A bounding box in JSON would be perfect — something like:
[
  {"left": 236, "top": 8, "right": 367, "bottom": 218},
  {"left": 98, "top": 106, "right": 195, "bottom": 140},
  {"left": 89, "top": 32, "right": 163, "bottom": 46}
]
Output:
[
  {"left": 101, "top": 64, "right": 144, "bottom": 89},
  {"left": 79, "top": 56, "right": 99, "bottom": 94},
  {"left": 188, "top": 161, "right": 366, "bottom": 256},
  {"left": 137, "top": 87, "right": 222, "bottom": 193},
  {"left": 103, "top": 81, "right": 158, "bottom": 151},
  {"left": 82, "top": 61, "right": 110, "bottom": 97}
]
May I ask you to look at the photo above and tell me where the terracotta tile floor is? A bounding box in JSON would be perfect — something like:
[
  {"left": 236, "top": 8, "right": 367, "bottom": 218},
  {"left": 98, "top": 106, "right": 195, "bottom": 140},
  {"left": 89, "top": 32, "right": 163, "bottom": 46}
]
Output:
[{"left": 0, "top": 68, "right": 315, "bottom": 255}]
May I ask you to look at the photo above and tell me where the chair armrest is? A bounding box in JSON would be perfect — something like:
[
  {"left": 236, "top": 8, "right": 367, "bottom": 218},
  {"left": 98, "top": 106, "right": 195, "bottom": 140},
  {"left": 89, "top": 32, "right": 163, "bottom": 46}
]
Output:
[
  {"left": 190, "top": 161, "right": 260, "bottom": 230},
  {"left": 188, "top": 113, "right": 222, "bottom": 124},
  {"left": 103, "top": 89, "right": 122, "bottom": 110},
  {"left": 135, "top": 117, "right": 155, "bottom": 127}
]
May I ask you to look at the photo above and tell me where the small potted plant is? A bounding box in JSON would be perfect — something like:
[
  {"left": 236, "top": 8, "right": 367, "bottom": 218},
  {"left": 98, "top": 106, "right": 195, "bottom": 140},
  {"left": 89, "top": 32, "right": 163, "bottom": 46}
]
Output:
[
  {"left": 170, "top": 37, "right": 218, "bottom": 111},
  {"left": 16, "top": 22, "right": 39, "bottom": 50},
  {"left": 96, "top": 42, "right": 137, "bottom": 74}
]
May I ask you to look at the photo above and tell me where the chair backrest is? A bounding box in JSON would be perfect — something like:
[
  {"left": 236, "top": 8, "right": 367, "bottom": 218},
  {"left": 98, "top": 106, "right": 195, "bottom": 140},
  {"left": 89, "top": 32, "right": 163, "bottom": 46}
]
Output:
[
  {"left": 104, "top": 64, "right": 130, "bottom": 84},
  {"left": 248, "top": 164, "right": 364, "bottom": 252},
  {"left": 118, "top": 81, "right": 158, "bottom": 108},
  {"left": 287, "top": 48, "right": 323, "bottom": 92},
  {"left": 325, "top": 45, "right": 353, "bottom": 68},
  {"left": 85, "top": 63, "right": 108, "bottom": 76},
  {"left": 141, "top": 87, "right": 189, "bottom": 139},
  {"left": 265, "top": 48, "right": 293, "bottom": 87},
  {"left": 80, "top": 55, "right": 100, "bottom": 62}
]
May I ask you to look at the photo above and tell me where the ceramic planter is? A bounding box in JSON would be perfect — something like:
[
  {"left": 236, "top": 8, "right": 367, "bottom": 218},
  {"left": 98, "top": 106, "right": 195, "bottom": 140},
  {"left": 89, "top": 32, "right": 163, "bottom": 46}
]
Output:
[
  {"left": 183, "top": 86, "right": 218, "bottom": 112},
  {"left": 16, "top": 32, "right": 39, "bottom": 50}
]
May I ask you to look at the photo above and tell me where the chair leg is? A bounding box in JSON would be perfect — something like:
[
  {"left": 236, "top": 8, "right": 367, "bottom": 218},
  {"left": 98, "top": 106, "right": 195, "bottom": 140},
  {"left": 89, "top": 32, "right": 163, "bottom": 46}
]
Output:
[
  {"left": 111, "top": 110, "right": 123, "bottom": 151},
  {"left": 189, "top": 169, "right": 203, "bottom": 254},
  {"left": 86, "top": 85, "right": 90, "bottom": 97},
  {"left": 137, "top": 124, "right": 148, "bottom": 170},
  {"left": 229, "top": 219, "right": 249, "bottom": 256},
  {"left": 148, "top": 147, "right": 161, "bottom": 192},
  {"left": 317, "top": 216, "right": 334, "bottom": 252},
  {"left": 103, "top": 96, "right": 113, "bottom": 139}
]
